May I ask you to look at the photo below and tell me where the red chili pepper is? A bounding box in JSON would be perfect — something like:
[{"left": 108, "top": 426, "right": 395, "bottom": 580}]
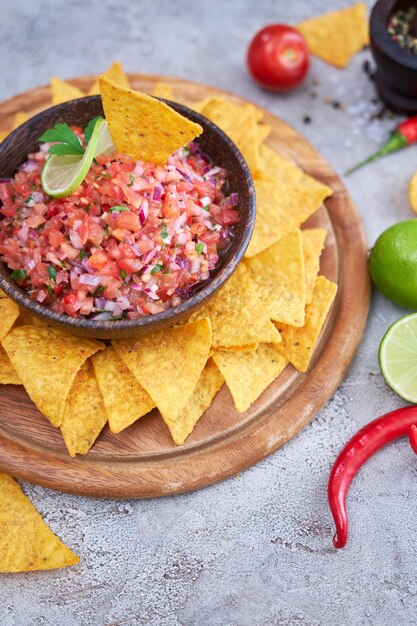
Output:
[
  {"left": 328, "top": 406, "right": 417, "bottom": 549},
  {"left": 345, "top": 115, "right": 417, "bottom": 175}
]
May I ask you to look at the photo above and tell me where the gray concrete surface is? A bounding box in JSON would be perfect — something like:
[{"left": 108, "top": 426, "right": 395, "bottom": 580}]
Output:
[{"left": 1, "top": 1, "right": 417, "bottom": 624}]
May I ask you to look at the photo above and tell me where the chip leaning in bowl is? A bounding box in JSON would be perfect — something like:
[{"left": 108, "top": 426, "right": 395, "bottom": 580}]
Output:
[{"left": 0, "top": 121, "right": 239, "bottom": 319}]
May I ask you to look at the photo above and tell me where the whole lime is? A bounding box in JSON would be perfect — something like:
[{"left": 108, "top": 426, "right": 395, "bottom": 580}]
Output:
[{"left": 369, "top": 220, "right": 417, "bottom": 309}]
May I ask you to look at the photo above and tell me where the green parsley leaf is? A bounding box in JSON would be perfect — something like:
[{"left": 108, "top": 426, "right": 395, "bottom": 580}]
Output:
[
  {"left": 92, "top": 285, "right": 105, "bottom": 297},
  {"left": 195, "top": 242, "right": 204, "bottom": 255},
  {"left": 110, "top": 205, "right": 130, "bottom": 213},
  {"left": 60, "top": 261, "right": 68, "bottom": 270},
  {"left": 151, "top": 263, "right": 163, "bottom": 275},
  {"left": 47, "top": 284, "right": 54, "bottom": 297},
  {"left": 38, "top": 122, "right": 84, "bottom": 156},
  {"left": 161, "top": 225, "right": 168, "bottom": 239},
  {"left": 79, "top": 250, "right": 87, "bottom": 260},
  {"left": 127, "top": 173, "right": 135, "bottom": 187},
  {"left": 120, "top": 269, "right": 127, "bottom": 279},
  {"left": 30, "top": 184, "right": 37, "bottom": 191},
  {"left": 10, "top": 269, "right": 27, "bottom": 281},
  {"left": 84, "top": 116, "right": 104, "bottom": 145},
  {"left": 48, "top": 265, "right": 57, "bottom": 281},
  {"left": 24, "top": 195, "right": 32, "bottom": 204},
  {"left": 104, "top": 225, "right": 110, "bottom": 237}
]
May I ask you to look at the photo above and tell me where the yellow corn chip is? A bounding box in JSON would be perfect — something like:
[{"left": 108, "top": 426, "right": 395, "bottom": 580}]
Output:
[
  {"left": 297, "top": 3, "right": 369, "bottom": 69},
  {"left": 245, "top": 229, "right": 306, "bottom": 327},
  {"left": 99, "top": 75, "right": 202, "bottom": 164},
  {"left": 257, "top": 123, "right": 271, "bottom": 144},
  {"left": 164, "top": 359, "right": 224, "bottom": 445},
  {"left": 302, "top": 228, "right": 327, "bottom": 304},
  {"left": 87, "top": 80, "right": 100, "bottom": 96},
  {"left": 0, "top": 473, "right": 79, "bottom": 572},
  {"left": 2, "top": 325, "right": 103, "bottom": 427},
  {"left": 0, "top": 289, "right": 8, "bottom": 297},
  {"left": 0, "top": 131, "right": 8, "bottom": 142},
  {"left": 12, "top": 111, "right": 30, "bottom": 129},
  {"left": 0, "top": 346, "right": 21, "bottom": 384},
  {"left": 0, "top": 298, "right": 19, "bottom": 341},
  {"left": 50, "top": 77, "right": 85, "bottom": 105},
  {"left": 275, "top": 275, "right": 337, "bottom": 372},
  {"left": 92, "top": 346, "right": 155, "bottom": 433},
  {"left": 88, "top": 61, "right": 130, "bottom": 96},
  {"left": 213, "top": 344, "right": 287, "bottom": 413},
  {"left": 151, "top": 82, "right": 174, "bottom": 100},
  {"left": 199, "top": 98, "right": 261, "bottom": 173},
  {"left": 113, "top": 318, "right": 212, "bottom": 424},
  {"left": 245, "top": 178, "right": 331, "bottom": 258},
  {"left": 61, "top": 360, "right": 107, "bottom": 456},
  {"left": 192, "top": 263, "right": 280, "bottom": 350}
]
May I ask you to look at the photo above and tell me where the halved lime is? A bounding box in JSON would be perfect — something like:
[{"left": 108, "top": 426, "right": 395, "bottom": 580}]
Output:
[
  {"left": 41, "top": 119, "right": 114, "bottom": 198},
  {"left": 379, "top": 313, "right": 417, "bottom": 402}
]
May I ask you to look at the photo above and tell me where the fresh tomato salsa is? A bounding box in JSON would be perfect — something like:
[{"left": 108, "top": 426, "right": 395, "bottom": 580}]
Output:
[{"left": 0, "top": 132, "right": 239, "bottom": 319}]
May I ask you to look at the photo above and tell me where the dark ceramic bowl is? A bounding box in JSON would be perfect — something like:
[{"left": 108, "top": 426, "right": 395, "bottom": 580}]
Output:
[
  {"left": 371, "top": 0, "right": 417, "bottom": 113},
  {"left": 0, "top": 96, "right": 255, "bottom": 339}
]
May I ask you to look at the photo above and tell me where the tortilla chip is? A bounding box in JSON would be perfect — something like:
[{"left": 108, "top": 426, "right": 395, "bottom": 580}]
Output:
[
  {"left": 198, "top": 98, "right": 261, "bottom": 173},
  {"left": 297, "top": 3, "right": 369, "bottom": 69},
  {"left": 113, "top": 318, "right": 212, "bottom": 424},
  {"left": 213, "top": 344, "right": 288, "bottom": 413},
  {"left": 152, "top": 82, "right": 174, "bottom": 100},
  {"left": 60, "top": 360, "right": 107, "bottom": 456},
  {"left": 50, "top": 77, "right": 85, "bottom": 105},
  {"left": 302, "top": 228, "right": 327, "bottom": 304},
  {"left": 92, "top": 346, "right": 155, "bottom": 433},
  {"left": 245, "top": 229, "right": 306, "bottom": 327},
  {"left": 275, "top": 275, "right": 337, "bottom": 372},
  {"left": 0, "top": 346, "right": 21, "bottom": 384},
  {"left": 0, "top": 473, "right": 79, "bottom": 572},
  {"left": 0, "top": 289, "right": 8, "bottom": 297},
  {"left": 164, "top": 359, "right": 224, "bottom": 445},
  {"left": 0, "top": 131, "right": 8, "bottom": 142},
  {"left": 257, "top": 123, "right": 271, "bottom": 144},
  {"left": 192, "top": 263, "right": 280, "bottom": 350},
  {"left": 2, "top": 325, "right": 103, "bottom": 427},
  {"left": 87, "top": 80, "right": 100, "bottom": 96},
  {"left": 0, "top": 298, "right": 19, "bottom": 341},
  {"left": 245, "top": 178, "right": 331, "bottom": 258},
  {"left": 99, "top": 75, "right": 202, "bottom": 164},
  {"left": 12, "top": 111, "right": 30, "bottom": 129}
]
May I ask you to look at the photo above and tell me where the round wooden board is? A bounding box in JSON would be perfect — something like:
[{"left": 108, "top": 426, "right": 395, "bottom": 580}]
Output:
[{"left": 0, "top": 74, "right": 370, "bottom": 498}]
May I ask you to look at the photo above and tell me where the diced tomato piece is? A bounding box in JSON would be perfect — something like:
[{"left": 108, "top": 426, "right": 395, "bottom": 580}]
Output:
[
  {"left": 88, "top": 250, "right": 108, "bottom": 270},
  {"left": 115, "top": 211, "right": 140, "bottom": 232},
  {"left": 47, "top": 229, "right": 64, "bottom": 247},
  {"left": 117, "top": 258, "right": 142, "bottom": 274}
]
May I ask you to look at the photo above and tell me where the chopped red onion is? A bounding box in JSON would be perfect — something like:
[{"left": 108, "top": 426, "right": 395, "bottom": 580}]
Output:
[
  {"left": 36, "top": 291, "right": 47, "bottom": 303},
  {"left": 152, "top": 186, "right": 162, "bottom": 201},
  {"left": 92, "top": 311, "right": 114, "bottom": 321},
  {"left": 31, "top": 191, "right": 44, "bottom": 203},
  {"left": 142, "top": 248, "right": 157, "bottom": 264},
  {"left": 139, "top": 198, "right": 148, "bottom": 225},
  {"left": 200, "top": 196, "right": 211, "bottom": 207},
  {"left": 94, "top": 297, "right": 107, "bottom": 309},
  {"left": 230, "top": 192, "right": 238, "bottom": 206},
  {"left": 133, "top": 162, "right": 144, "bottom": 176},
  {"left": 0, "top": 178, "right": 11, "bottom": 184},
  {"left": 79, "top": 274, "right": 102, "bottom": 287},
  {"left": 17, "top": 224, "right": 29, "bottom": 243},
  {"left": 20, "top": 161, "right": 38, "bottom": 173}
]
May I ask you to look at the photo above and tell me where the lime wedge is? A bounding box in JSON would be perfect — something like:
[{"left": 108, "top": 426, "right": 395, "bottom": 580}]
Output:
[
  {"left": 41, "top": 119, "right": 113, "bottom": 198},
  {"left": 379, "top": 313, "right": 417, "bottom": 402}
]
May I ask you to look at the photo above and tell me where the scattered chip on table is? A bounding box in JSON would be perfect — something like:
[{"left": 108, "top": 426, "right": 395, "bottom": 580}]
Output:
[
  {"left": 192, "top": 263, "right": 281, "bottom": 350},
  {"left": 151, "top": 82, "right": 174, "bottom": 100},
  {"left": 50, "top": 76, "right": 85, "bottom": 105},
  {"left": 0, "top": 298, "right": 19, "bottom": 341},
  {"left": 213, "top": 344, "right": 288, "bottom": 413},
  {"left": 99, "top": 74, "right": 202, "bottom": 164},
  {"left": 245, "top": 229, "right": 306, "bottom": 327},
  {"left": 113, "top": 317, "right": 212, "bottom": 424},
  {"left": 245, "top": 178, "right": 331, "bottom": 258},
  {"left": 257, "top": 123, "right": 271, "bottom": 144},
  {"left": 61, "top": 359, "right": 107, "bottom": 456},
  {"left": 0, "top": 346, "right": 21, "bottom": 385},
  {"left": 1, "top": 325, "right": 103, "bottom": 427},
  {"left": 163, "top": 358, "right": 224, "bottom": 445},
  {"left": 297, "top": 3, "right": 369, "bottom": 69},
  {"left": 92, "top": 346, "right": 155, "bottom": 433},
  {"left": 302, "top": 228, "right": 327, "bottom": 304},
  {"left": 275, "top": 275, "right": 338, "bottom": 372},
  {"left": 0, "top": 473, "right": 79, "bottom": 572}
]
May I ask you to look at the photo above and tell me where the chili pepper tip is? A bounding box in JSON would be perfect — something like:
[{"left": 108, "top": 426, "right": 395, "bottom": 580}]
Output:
[{"left": 408, "top": 425, "right": 417, "bottom": 454}]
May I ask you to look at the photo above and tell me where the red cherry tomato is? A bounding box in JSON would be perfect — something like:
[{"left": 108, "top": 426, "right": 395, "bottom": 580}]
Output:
[{"left": 247, "top": 24, "right": 310, "bottom": 92}]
